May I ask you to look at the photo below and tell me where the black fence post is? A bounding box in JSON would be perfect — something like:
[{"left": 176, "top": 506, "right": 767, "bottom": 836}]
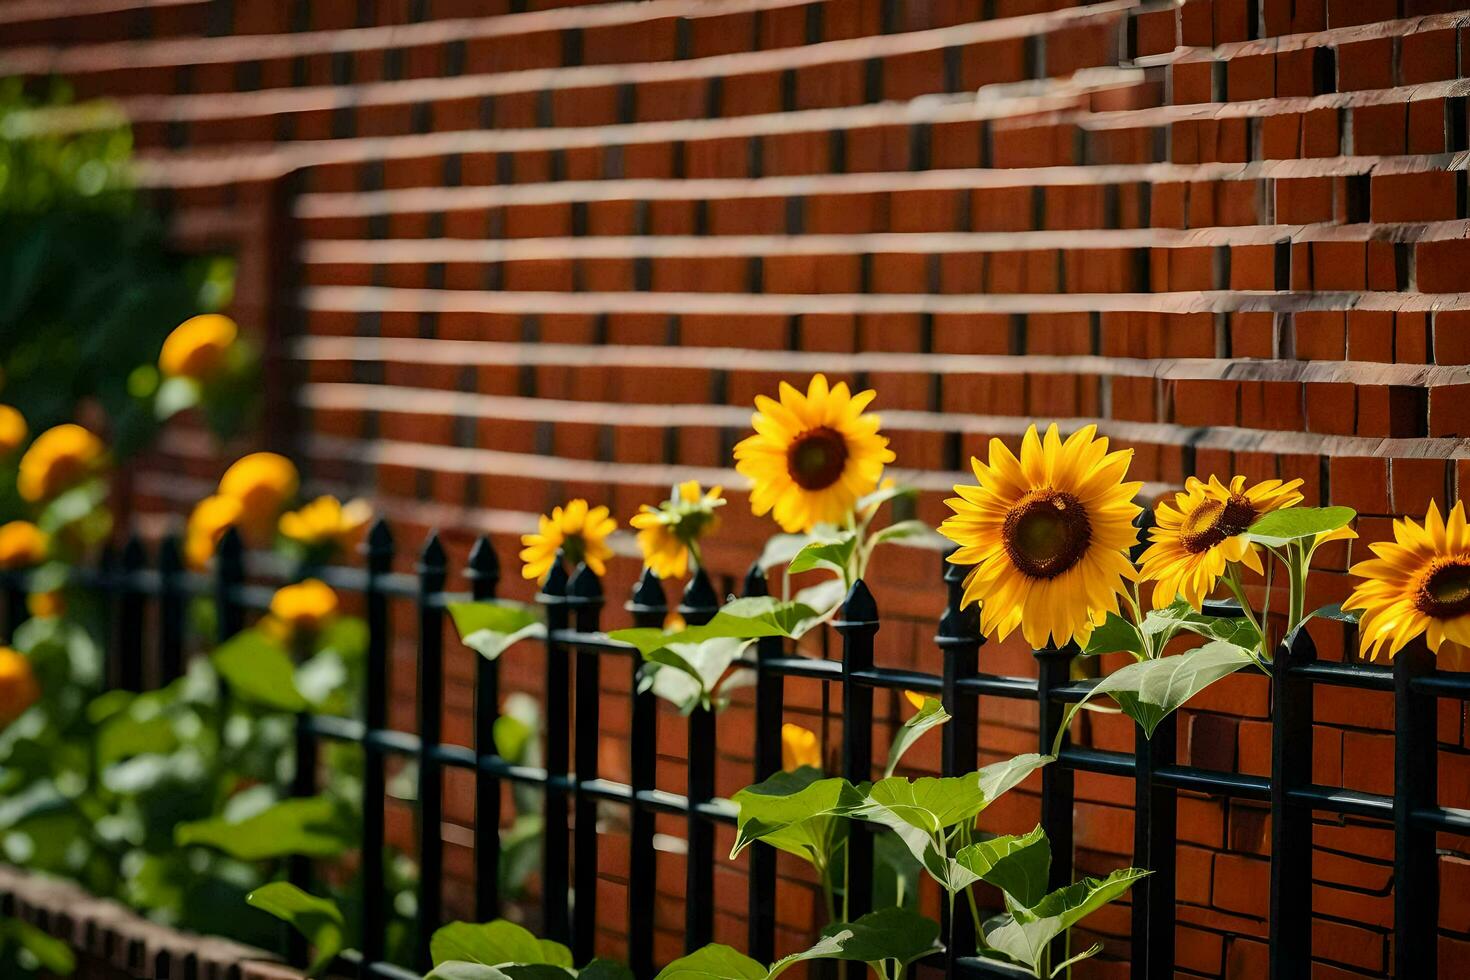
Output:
[
  {"left": 1394, "top": 638, "right": 1437, "bottom": 979},
  {"left": 745, "top": 563, "right": 782, "bottom": 966},
  {"left": 359, "top": 520, "right": 393, "bottom": 976},
  {"left": 1035, "top": 641, "right": 1076, "bottom": 969},
  {"left": 157, "top": 534, "right": 185, "bottom": 684},
  {"left": 626, "top": 568, "right": 666, "bottom": 979},
  {"left": 569, "top": 563, "right": 604, "bottom": 965},
  {"left": 1133, "top": 710, "right": 1177, "bottom": 980},
  {"left": 1268, "top": 625, "right": 1315, "bottom": 979},
  {"left": 468, "top": 536, "right": 503, "bottom": 923},
  {"left": 937, "top": 553, "right": 980, "bottom": 962},
  {"left": 540, "top": 556, "right": 573, "bottom": 945},
  {"left": 415, "top": 533, "right": 447, "bottom": 971},
  {"left": 681, "top": 568, "right": 719, "bottom": 952},
  {"left": 837, "top": 579, "right": 877, "bottom": 956},
  {"left": 214, "top": 528, "right": 245, "bottom": 642},
  {"left": 115, "top": 535, "right": 146, "bottom": 693}
]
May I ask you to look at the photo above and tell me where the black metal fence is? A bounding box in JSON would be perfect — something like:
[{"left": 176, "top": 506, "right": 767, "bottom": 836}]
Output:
[{"left": 20, "top": 520, "right": 1470, "bottom": 979}]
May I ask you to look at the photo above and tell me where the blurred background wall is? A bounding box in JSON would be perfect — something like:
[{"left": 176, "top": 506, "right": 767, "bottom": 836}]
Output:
[{"left": 4, "top": 0, "right": 1470, "bottom": 975}]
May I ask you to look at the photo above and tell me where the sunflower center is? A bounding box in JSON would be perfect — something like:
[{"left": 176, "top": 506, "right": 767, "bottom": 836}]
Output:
[
  {"left": 787, "top": 427, "right": 849, "bottom": 491},
  {"left": 1002, "top": 489, "right": 1092, "bottom": 579},
  {"left": 1178, "top": 493, "right": 1257, "bottom": 554},
  {"left": 560, "top": 532, "right": 587, "bottom": 566},
  {"left": 1414, "top": 559, "right": 1470, "bottom": 619}
]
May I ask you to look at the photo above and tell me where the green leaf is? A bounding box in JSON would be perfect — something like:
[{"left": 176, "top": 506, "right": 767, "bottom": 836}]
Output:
[
  {"left": 982, "top": 867, "right": 1149, "bottom": 977},
  {"left": 246, "top": 882, "right": 346, "bottom": 977},
  {"left": 653, "top": 944, "right": 767, "bottom": 980},
  {"left": 1079, "top": 613, "right": 1145, "bottom": 660},
  {"left": 211, "top": 628, "right": 308, "bottom": 712},
  {"left": 1307, "top": 603, "right": 1360, "bottom": 624},
  {"left": 1141, "top": 599, "right": 1259, "bottom": 650},
  {"left": 955, "top": 825, "right": 1051, "bottom": 909},
  {"left": 426, "top": 965, "right": 571, "bottom": 980},
  {"left": 154, "top": 375, "right": 201, "bottom": 420},
  {"left": 0, "top": 916, "right": 76, "bottom": 975},
  {"left": 1057, "top": 641, "right": 1257, "bottom": 743},
  {"left": 430, "top": 920, "right": 572, "bottom": 969},
  {"left": 818, "top": 907, "right": 942, "bottom": 968},
  {"left": 1247, "top": 506, "right": 1355, "bottom": 546},
  {"left": 579, "top": 960, "right": 635, "bottom": 980},
  {"left": 644, "top": 637, "right": 752, "bottom": 713},
  {"left": 857, "top": 755, "right": 1051, "bottom": 893},
  {"left": 176, "top": 796, "right": 354, "bottom": 860},
  {"left": 856, "top": 483, "right": 918, "bottom": 514},
  {"left": 611, "top": 593, "right": 836, "bottom": 658},
  {"left": 730, "top": 768, "right": 864, "bottom": 870},
  {"left": 788, "top": 535, "right": 857, "bottom": 577},
  {"left": 448, "top": 602, "right": 546, "bottom": 661},
  {"left": 884, "top": 697, "right": 950, "bottom": 778},
  {"left": 868, "top": 519, "right": 932, "bottom": 548},
  {"left": 758, "top": 532, "right": 820, "bottom": 571}
]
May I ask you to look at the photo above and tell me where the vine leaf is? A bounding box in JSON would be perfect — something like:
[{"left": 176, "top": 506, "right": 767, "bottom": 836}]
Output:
[{"left": 246, "top": 882, "right": 346, "bottom": 976}]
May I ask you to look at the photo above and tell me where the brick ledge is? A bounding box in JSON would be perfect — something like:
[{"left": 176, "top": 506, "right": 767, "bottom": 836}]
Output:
[{"left": 0, "top": 864, "right": 303, "bottom": 980}]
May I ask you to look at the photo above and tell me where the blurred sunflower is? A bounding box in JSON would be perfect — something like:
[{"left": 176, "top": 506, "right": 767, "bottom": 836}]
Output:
[
  {"left": 1343, "top": 500, "right": 1470, "bottom": 660},
  {"left": 781, "top": 723, "right": 821, "bottom": 772},
  {"left": 17, "top": 424, "right": 104, "bottom": 502},
  {"left": 734, "top": 374, "right": 894, "bottom": 533},
  {"left": 268, "top": 578, "right": 339, "bottom": 635},
  {"left": 0, "top": 405, "right": 27, "bottom": 456},
  {"left": 630, "top": 480, "right": 724, "bottom": 579},
  {"left": 279, "top": 495, "right": 372, "bottom": 551},
  {"left": 1138, "top": 475, "right": 1304, "bottom": 609},
  {"left": 519, "top": 499, "right": 616, "bottom": 582},
  {"left": 159, "top": 313, "right": 238, "bottom": 382},
  {"left": 939, "top": 423, "right": 1142, "bottom": 650},
  {"left": 0, "top": 648, "right": 39, "bottom": 725},
  {"left": 218, "top": 452, "right": 299, "bottom": 540},
  {"left": 184, "top": 493, "right": 244, "bottom": 570},
  {"left": 0, "top": 521, "right": 48, "bottom": 570}
]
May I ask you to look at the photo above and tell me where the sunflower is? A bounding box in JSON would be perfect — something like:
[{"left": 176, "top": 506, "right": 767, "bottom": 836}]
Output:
[
  {"left": 280, "top": 495, "right": 372, "bottom": 551},
  {"left": 734, "top": 374, "right": 895, "bottom": 534},
  {"left": 0, "top": 405, "right": 26, "bottom": 456},
  {"left": 268, "top": 579, "right": 339, "bottom": 635},
  {"left": 630, "top": 480, "right": 725, "bottom": 579},
  {"left": 1343, "top": 500, "right": 1470, "bottom": 660},
  {"left": 159, "top": 314, "right": 238, "bottom": 382},
  {"left": 17, "top": 424, "right": 104, "bottom": 502},
  {"left": 0, "top": 648, "right": 40, "bottom": 725},
  {"left": 0, "top": 521, "right": 48, "bottom": 570},
  {"left": 939, "top": 423, "right": 1142, "bottom": 650},
  {"left": 185, "top": 494, "right": 245, "bottom": 570},
  {"left": 218, "top": 452, "right": 299, "bottom": 540},
  {"left": 519, "top": 499, "right": 617, "bottom": 582},
  {"left": 1138, "top": 475, "right": 1304, "bottom": 609},
  {"left": 781, "top": 723, "right": 821, "bottom": 772},
  {"left": 27, "top": 591, "right": 65, "bottom": 620}
]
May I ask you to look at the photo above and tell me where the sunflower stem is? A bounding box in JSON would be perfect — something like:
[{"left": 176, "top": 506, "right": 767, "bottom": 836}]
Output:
[{"left": 1223, "top": 564, "right": 1267, "bottom": 663}]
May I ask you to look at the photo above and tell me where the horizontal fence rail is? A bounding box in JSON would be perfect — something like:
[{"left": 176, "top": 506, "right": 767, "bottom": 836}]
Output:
[{"left": 7, "top": 521, "right": 1470, "bottom": 979}]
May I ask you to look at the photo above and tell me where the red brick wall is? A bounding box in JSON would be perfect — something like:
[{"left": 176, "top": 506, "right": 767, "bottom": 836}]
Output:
[{"left": 6, "top": 0, "right": 1470, "bottom": 976}]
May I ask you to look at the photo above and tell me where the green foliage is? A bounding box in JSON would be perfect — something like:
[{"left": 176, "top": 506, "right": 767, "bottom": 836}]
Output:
[
  {"left": 0, "top": 78, "right": 235, "bottom": 458},
  {"left": 176, "top": 795, "right": 357, "bottom": 861},
  {"left": 980, "top": 868, "right": 1149, "bottom": 978},
  {"left": 1247, "top": 505, "right": 1356, "bottom": 546},
  {"left": 0, "top": 915, "right": 76, "bottom": 976},
  {"left": 448, "top": 601, "right": 545, "bottom": 661},
  {"left": 425, "top": 920, "right": 634, "bottom": 980},
  {"left": 211, "top": 628, "right": 310, "bottom": 712},
  {"left": 883, "top": 697, "right": 949, "bottom": 778},
  {"left": 1056, "top": 640, "right": 1257, "bottom": 747},
  {"left": 954, "top": 826, "right": 1051, "bottom": 908},
  {"left": 730, "top": 767, "right": 864, "bottom": 868},
  {"left": 247, "top": 882, "right": 347, "bottom": 976}
]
